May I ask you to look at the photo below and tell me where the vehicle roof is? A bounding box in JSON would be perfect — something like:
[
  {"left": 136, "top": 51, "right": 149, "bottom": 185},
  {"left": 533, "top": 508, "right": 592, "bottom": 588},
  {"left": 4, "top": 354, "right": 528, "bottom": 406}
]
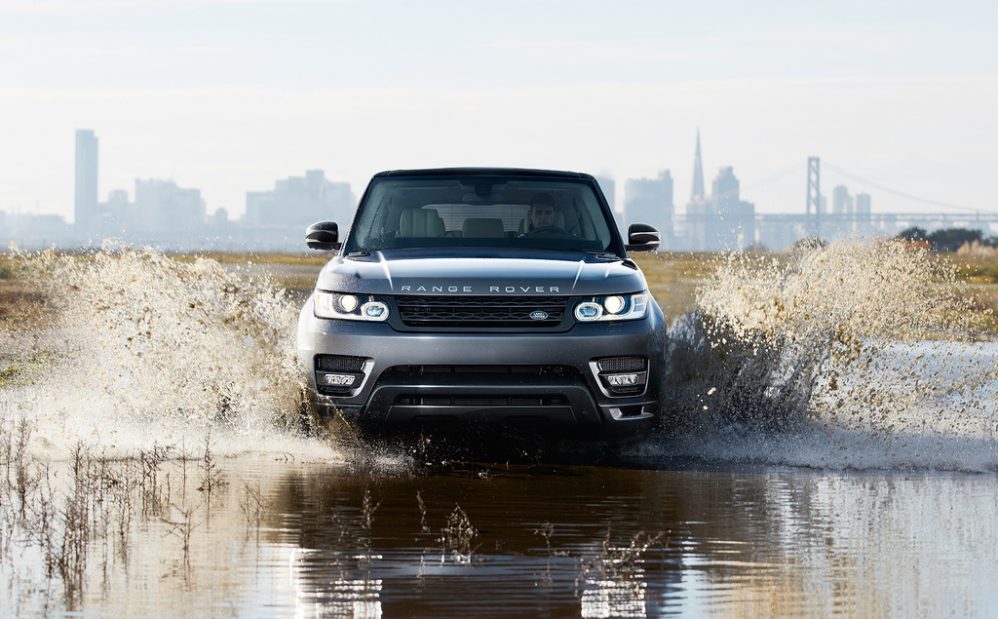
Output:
[{"left": 372, "top": 167, "right": 596, "bottom": 180}]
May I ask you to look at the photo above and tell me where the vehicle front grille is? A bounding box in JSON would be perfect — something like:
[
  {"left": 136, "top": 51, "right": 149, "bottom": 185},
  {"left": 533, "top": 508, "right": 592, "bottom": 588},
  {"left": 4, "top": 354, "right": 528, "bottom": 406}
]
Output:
[
  {"left": 378, "top": 364, "right": 582, "bottom": 388},
  {"left": 394, "top": 295, "right": 567, "bottom": 328}
]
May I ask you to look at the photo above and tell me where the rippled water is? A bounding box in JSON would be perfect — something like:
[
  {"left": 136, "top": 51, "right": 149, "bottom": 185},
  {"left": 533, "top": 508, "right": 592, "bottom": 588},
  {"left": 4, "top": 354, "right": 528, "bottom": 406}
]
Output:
[
  {"left": 4, "top": 455, "right": 998, "bottom": 617},
  {"left": 1, "top": 242, "right": 996, "bottom": 616}
]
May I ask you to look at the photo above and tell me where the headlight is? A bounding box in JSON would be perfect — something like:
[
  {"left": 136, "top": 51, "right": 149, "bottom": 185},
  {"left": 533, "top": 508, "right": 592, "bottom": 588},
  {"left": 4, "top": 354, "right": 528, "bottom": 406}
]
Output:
[
  {"left": 574, "top": 293, "right": 648, "bottom": 322},
  {"left": 314, "top": 291, "right": 390, "bottom": 322}
]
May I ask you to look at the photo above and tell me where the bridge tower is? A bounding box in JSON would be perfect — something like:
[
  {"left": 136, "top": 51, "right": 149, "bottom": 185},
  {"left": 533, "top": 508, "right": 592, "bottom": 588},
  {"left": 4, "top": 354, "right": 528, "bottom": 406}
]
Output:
[{"left": 806, "top": 156, "right": 821, "bottom": 237}]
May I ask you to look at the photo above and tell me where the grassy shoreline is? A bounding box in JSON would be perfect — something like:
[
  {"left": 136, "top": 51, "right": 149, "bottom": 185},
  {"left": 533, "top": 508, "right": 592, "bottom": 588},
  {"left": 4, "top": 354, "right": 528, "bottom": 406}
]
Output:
[{"left": 2, "top": 249, "right": 996, "bottom": 335}]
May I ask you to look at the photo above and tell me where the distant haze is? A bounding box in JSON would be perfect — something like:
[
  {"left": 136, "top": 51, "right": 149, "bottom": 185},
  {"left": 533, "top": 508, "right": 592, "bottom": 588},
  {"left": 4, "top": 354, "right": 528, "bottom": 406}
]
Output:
[{"left": 1, "top": 0, "right": 997, "bottom": 219}]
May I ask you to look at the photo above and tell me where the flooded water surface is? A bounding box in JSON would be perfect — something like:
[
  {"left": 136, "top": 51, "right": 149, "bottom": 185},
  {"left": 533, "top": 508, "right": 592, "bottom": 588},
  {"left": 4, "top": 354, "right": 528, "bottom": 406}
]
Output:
[{"left": 5, "top": 455, "right": 998, "bottom": 618}]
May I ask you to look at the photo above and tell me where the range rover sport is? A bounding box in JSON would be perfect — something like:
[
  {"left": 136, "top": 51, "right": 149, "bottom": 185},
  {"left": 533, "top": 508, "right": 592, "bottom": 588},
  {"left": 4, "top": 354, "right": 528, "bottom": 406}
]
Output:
[{"left": 296, "top": 168, "right": 665, "bottom": 439}]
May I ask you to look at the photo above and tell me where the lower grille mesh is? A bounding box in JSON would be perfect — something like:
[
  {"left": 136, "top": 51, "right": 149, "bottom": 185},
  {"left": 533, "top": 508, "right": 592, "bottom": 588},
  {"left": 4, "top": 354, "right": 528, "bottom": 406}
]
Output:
[{"left": 394, "top": 394, "right": 569, "bottom": 407}]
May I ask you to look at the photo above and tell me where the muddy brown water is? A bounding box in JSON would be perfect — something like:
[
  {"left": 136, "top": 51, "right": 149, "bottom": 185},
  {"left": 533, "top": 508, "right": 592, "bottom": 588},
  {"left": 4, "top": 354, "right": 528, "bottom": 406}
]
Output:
[{"left": 4, "top": 453, "right": 998, "bottom": 618}]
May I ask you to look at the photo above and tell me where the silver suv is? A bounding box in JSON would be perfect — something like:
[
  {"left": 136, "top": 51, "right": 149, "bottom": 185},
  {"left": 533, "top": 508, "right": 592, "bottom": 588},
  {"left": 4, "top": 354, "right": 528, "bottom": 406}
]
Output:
[{"left": 296, "top": 168, "right": 665, "bottom": 439}]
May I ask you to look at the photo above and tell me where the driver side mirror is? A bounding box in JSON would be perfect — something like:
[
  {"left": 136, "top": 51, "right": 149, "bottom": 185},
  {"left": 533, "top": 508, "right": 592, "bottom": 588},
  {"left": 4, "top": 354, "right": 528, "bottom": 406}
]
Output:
[
  {"left": 305, "top": 221, "right": 340, "bottom": 251},
  {"left": 626, "top": 224, "right": 660, "bottom": 252}
]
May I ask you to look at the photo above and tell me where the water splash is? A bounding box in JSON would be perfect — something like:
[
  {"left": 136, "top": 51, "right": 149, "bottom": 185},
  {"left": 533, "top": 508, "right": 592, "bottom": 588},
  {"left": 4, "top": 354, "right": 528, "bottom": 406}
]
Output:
[
  {"left": 2, "top": 246, "right": 328, "bottom": 458},
  {"left": 657, "top": 240, "right": 998, "bottom": 471},
  {"left": 3, "top": 241, "right": 996, "bottom": 470}
]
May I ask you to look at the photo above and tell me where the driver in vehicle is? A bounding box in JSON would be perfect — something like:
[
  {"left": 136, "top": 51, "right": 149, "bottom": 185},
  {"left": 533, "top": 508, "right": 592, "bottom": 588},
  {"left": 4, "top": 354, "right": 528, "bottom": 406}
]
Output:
[{"left": 525, "top": 193, "right": 562, "bottom": 233}]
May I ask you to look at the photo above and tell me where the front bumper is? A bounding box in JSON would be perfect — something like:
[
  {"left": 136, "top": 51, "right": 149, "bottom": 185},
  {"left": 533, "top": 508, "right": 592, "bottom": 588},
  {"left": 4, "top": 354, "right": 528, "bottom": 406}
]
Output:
[{"left": 296, "top": 296, "right": 666, "bottom": 439}]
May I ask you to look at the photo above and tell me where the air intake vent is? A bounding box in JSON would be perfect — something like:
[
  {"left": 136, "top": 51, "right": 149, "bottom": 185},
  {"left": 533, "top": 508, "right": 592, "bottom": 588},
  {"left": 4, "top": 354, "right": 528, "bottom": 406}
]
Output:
[
  {"left": 393, "top": 394, "right": 569, "bottom": 407},
  {"left": 316, "top": 355, "right": 367, "bottom": 372},
  {"left": 596, "top": 357, "right": 647, "bottom": 372}
]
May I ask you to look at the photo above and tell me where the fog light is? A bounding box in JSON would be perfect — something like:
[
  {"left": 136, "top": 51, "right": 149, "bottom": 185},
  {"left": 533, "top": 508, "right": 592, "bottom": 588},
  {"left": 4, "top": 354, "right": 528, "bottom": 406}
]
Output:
[
  {"left": 591, "top": 358, "right": 649, "bottom": 397},
  {"left": 605, "top": 373, "right": 641, "bottom": 387},
  {"left": 318, "top": 372, "right": 357, "bottom": 387}
]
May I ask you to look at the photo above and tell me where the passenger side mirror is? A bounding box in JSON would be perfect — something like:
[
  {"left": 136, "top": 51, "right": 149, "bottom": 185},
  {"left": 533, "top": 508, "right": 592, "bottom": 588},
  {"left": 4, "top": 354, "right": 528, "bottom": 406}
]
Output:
[
  {"left": 305, "top": 221, "right": 341, "bottom": 251},
  {"left": 626, "top": 224, "right": 660, "bottom": 252}
]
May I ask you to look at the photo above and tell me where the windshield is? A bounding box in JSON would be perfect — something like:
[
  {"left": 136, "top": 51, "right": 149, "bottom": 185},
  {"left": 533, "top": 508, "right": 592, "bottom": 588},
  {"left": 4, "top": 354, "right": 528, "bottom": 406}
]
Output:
[{"left": 343, "top": 175, "right": 619, "bottom": 254}]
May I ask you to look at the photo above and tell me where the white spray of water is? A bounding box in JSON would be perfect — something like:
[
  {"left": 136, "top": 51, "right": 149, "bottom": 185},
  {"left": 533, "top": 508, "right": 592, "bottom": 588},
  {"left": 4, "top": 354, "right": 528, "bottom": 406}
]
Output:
[
  {"left": 3, "top": 242, "right": 996, "bottom": 470},
  {"left": 657, "top": 240, "right": 998, "bottom": 471},
  {"left": 2, "top": 247, "right": 334, "bottom": 459}
]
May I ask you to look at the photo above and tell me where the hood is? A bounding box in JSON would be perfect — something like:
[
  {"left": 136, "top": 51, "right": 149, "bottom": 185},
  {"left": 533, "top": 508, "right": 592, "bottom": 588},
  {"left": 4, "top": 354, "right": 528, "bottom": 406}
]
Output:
[{"left": 314, "top": 250, "right": 647, "bottom": 296}]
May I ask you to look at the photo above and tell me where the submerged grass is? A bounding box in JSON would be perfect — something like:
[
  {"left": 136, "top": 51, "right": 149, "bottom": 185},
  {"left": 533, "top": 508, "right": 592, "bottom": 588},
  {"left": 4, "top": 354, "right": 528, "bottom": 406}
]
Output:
[
  {"left": 2, "top": 417, "right": 667, "bottom": 614},
  {"left": 0, "top": 414, "right": 237, "bottom": 607},
  {"left": 438, "top": 504, "right": 479, "bottom": 564}
]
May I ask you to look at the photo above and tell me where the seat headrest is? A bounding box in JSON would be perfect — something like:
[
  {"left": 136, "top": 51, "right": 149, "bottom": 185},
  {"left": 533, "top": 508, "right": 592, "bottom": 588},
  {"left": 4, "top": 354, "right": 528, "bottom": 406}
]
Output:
[
  {"left": 462, "top": 218, "right": 505, "bottom": 238},
  {"left": 399, "top": 208, "right": 445, "bottom": 237}
]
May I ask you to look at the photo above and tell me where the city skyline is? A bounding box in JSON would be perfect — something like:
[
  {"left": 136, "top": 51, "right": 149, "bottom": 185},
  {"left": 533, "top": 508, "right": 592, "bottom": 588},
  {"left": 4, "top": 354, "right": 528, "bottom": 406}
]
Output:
[
  {"left": 6, "top": 124, "right": 985, "bottom": 222},
  {"left": 1, "top": 1, "right": 997, "bottom": 221},
  {"left": 4, "top": 125, "right": 996, "bottom": 252},
  {"left": 3, "top": 113, "right": 993, "bottom": 223}
]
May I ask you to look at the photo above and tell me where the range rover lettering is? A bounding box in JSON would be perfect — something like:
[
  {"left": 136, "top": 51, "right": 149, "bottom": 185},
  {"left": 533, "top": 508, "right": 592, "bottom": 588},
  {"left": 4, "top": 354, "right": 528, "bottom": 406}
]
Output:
[{"left": 296, "top": 168, "right": 666, "bottom": 439}]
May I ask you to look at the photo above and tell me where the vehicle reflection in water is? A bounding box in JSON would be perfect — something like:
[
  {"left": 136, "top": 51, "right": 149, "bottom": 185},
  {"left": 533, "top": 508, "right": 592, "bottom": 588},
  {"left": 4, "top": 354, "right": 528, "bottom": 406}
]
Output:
[
  {"left": 268, "top": 461, "right": 998, "bottom": 618},
  {"left": 4, "top": 455, "right": 998, "bottom": 617}
]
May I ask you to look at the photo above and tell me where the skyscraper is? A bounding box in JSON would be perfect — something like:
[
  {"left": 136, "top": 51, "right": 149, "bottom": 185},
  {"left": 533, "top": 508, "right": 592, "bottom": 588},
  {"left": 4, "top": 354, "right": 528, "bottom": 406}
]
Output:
[
  {"left": 624, "top": 171, "right": 674, "bottom": 244},
  {"left": 832, "top": 185, "right": 852, "bottom": 215},
  {"left": 686, "top": 148, "right": 756, "bottom": 252},
  {"left": 710, "top": 167, "right": 755, "bottom": 250},
  {"left": 74, "top": 129, "right": 98, "bottom": 231},
  {"left": 855, "top": 193, "right": 871, "bottom": 217},
  {"left": 691, "top": 128, "right": 705, "bottom": 202},
  {"left": 245, "top": 169, "right": 355, "bottom": 229},
  {"left": 133, "top": 179, "right": 206, "bottom": 235}
]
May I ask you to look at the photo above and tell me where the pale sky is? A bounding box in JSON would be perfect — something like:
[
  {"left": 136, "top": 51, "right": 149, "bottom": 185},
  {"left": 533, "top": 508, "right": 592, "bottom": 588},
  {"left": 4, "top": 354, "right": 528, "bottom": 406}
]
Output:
[{"left": 2, "top": 0, "right": 997, "bottom": 220}]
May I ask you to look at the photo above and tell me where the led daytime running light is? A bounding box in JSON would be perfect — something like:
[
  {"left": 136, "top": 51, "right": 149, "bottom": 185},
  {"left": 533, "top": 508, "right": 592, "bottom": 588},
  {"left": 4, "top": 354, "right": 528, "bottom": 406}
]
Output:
[
  {"left": 315, "top": 292, "right": 390, "bottom": 322},
  {"left": 575, "top": 293, "right": 648, "bottom": 322}
]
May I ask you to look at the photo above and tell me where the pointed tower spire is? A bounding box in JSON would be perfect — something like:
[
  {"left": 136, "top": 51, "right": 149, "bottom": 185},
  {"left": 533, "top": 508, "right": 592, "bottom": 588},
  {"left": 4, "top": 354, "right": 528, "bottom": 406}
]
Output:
[{"left": 691, "top": 128, "right": 705, "bottom": 202}]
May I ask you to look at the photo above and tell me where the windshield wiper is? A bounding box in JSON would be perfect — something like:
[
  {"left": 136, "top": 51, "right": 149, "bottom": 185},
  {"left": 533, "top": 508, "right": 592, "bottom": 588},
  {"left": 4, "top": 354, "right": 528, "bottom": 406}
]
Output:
[{"left": 585, "top": 250, "right": 621, "bottom": 260}]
